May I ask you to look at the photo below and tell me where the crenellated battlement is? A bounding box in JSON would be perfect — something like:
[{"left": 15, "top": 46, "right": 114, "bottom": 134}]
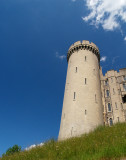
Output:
[{"left": 67, "top": 40, "right": 100, "bottom": 62}]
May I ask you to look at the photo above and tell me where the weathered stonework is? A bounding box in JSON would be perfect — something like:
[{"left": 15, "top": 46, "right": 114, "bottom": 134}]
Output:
[
  {"left": 58, "top": 40, "right": 126, "bottom": 141},
  {"left": 58, "top": 40, "right": 104, "bottom": 141},
  {"left": 100, "top": 68, "right": 126, "bottom": 126}
]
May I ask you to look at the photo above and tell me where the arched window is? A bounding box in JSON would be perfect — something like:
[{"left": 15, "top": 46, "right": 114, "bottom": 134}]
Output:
[{"left": 109, "top": 118, "right": 113, "bottom": 126}]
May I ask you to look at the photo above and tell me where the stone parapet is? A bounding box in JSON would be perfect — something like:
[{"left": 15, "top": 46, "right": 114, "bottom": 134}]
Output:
[{"left": 67, "top": 40, "right": 100, "bottom": 62}]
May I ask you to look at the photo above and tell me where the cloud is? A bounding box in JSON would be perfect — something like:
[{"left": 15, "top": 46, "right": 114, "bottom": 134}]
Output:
[
  {"left": 71, "top": 0, "right": 76, "bottom": 2},
  {"left": 56, "top": 52, "right": 66, "bottom": 60},
  {"left": 25, "top": 143, "right": 44, "bottom": 151},
  {"left": 124, "top": 36, "right": 126, "bottom": 41},
  {"left": 100, "top": 56, "right": 107, "bottom": 62},
  {"left": 112, "top": 56, "right": 120, "bottom": 64},
  {"left": 82, "top": 0, "right": 126, "bottom": 31}
]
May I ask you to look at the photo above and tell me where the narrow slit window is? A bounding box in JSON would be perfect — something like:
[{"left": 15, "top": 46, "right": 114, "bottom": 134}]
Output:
[
  {"left": 115, "top": 102, "right": 117, "bottom": 109},
  {"left": 117, "top": 117, "right": 119, "bottom": 122},
  {"left": 74, "top": 92, "right": 76, "bottom": 100},
  {"left": 85, "top": 110, "right": 87, "bottom": 115},
  {"left": 75, "top": 67, "right": 77, "bottom": 73},
  {"left": 85, "top": 78, "right": 87, "bottom": 85},
  {"left": 95, "top": 94, "right": 97, "bottom": 103},
  {"left": 85, "top": 56, "right": 86, "bottom": 61},
  {"left": 113, "top": 88, "right": 115, "bottom": 95}
]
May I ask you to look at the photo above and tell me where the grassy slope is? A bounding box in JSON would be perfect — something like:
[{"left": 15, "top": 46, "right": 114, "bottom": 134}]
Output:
[{"left": 1, "top": 123, "right": 126, "bottom": 160}]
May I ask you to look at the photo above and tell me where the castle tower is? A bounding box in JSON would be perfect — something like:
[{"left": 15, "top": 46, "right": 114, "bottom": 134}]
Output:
[{"left": 58, "top": 40, "right": 104, "bottom": 140}]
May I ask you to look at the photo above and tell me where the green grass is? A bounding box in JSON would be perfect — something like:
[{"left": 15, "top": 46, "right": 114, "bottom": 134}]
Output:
[{"left": 1, "top": 123, "right": 126, "bottom": 160}]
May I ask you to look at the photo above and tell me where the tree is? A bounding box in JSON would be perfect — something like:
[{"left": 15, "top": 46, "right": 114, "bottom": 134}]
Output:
[{"left": 2, "top": 145, "right": 21, "bottom": 156}]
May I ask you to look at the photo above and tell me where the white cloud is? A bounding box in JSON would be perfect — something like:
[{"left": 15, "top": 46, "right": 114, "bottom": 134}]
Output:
[
  {"left": 25, "top": 143, "right": 44, "bottom": 151},
  {"left": 100, "top": 56, "right": 107, "bottom": 62},
  {"left": 83, "top": 0, "right": 126, "bottom": 31},
  {"left": 124, "top": 36, "right": 126, "bottom": 41},
  {"left": 71, "top": 0, "right": 76, "bottom": 2},
  {"left": 25, "top": 144, "right": 36, "bottom": 151},
  {"left": 56, "top": 52, "right": 66, "bottom": 60}
]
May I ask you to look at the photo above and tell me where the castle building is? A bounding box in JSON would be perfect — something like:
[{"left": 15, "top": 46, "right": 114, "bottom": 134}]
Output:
[{"left": 58, "top": 40, "right": 126, "bottom": 141}]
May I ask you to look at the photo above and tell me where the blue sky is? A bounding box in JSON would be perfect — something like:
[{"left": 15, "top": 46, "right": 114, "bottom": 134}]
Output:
[{"left": 0, "top": 0, "right": 126, "bottom": 155}]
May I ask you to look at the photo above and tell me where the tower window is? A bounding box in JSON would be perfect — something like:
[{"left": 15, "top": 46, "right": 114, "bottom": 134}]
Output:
[
  {"left": 122, "top": 95, "right": 126, "bottom": 103},
  {"left": 85, "top": 56, "right": 86, "bottom": 61},
  {"left": 109, "top": 118, "right": 113, "bottom": 126},
  {"left": 85, "top": 78, "right": 87, "bottom": 85},
  {"left": 108, "top": 103, "right": 111, "bottom": 112},
  {"left": 75, "top": 67, "right": 77, "bottom": 73},
  {"left": 115, "top": 102, "right": 117, "bottom": 109},
  {"left": 105, "top": 79, "right": 108, "bottom": 85},
  {"left": 106, "top": 90, "right": 110, "bottom": 97},
  {"left": 95, "top": 94, "right": 97, "bottom": 103},
  {"left": 123, "top": 75, "right": 126, "bottom": 81},
  {"left": 121, "top": 103, "right": 123, "bottom": 110},
  {"left": 117, "top": 117, "right": 119, "bottom": 122},
  {"left": 74, "top": 92, "right": 76, "bottom": 100},
  {"left": 113, "top": 88, "right": 115, "bottom": 95},
  {"left": 123, "top": 83, "right": 126, "bottom": 91},
  {"left": 85, "top": 110, "right": 87, "bottom": 115}
]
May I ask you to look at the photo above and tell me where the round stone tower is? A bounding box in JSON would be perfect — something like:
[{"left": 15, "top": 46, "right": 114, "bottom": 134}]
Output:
[{"left": 58, "top": 40, "right": 103, "bottom": 141}]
